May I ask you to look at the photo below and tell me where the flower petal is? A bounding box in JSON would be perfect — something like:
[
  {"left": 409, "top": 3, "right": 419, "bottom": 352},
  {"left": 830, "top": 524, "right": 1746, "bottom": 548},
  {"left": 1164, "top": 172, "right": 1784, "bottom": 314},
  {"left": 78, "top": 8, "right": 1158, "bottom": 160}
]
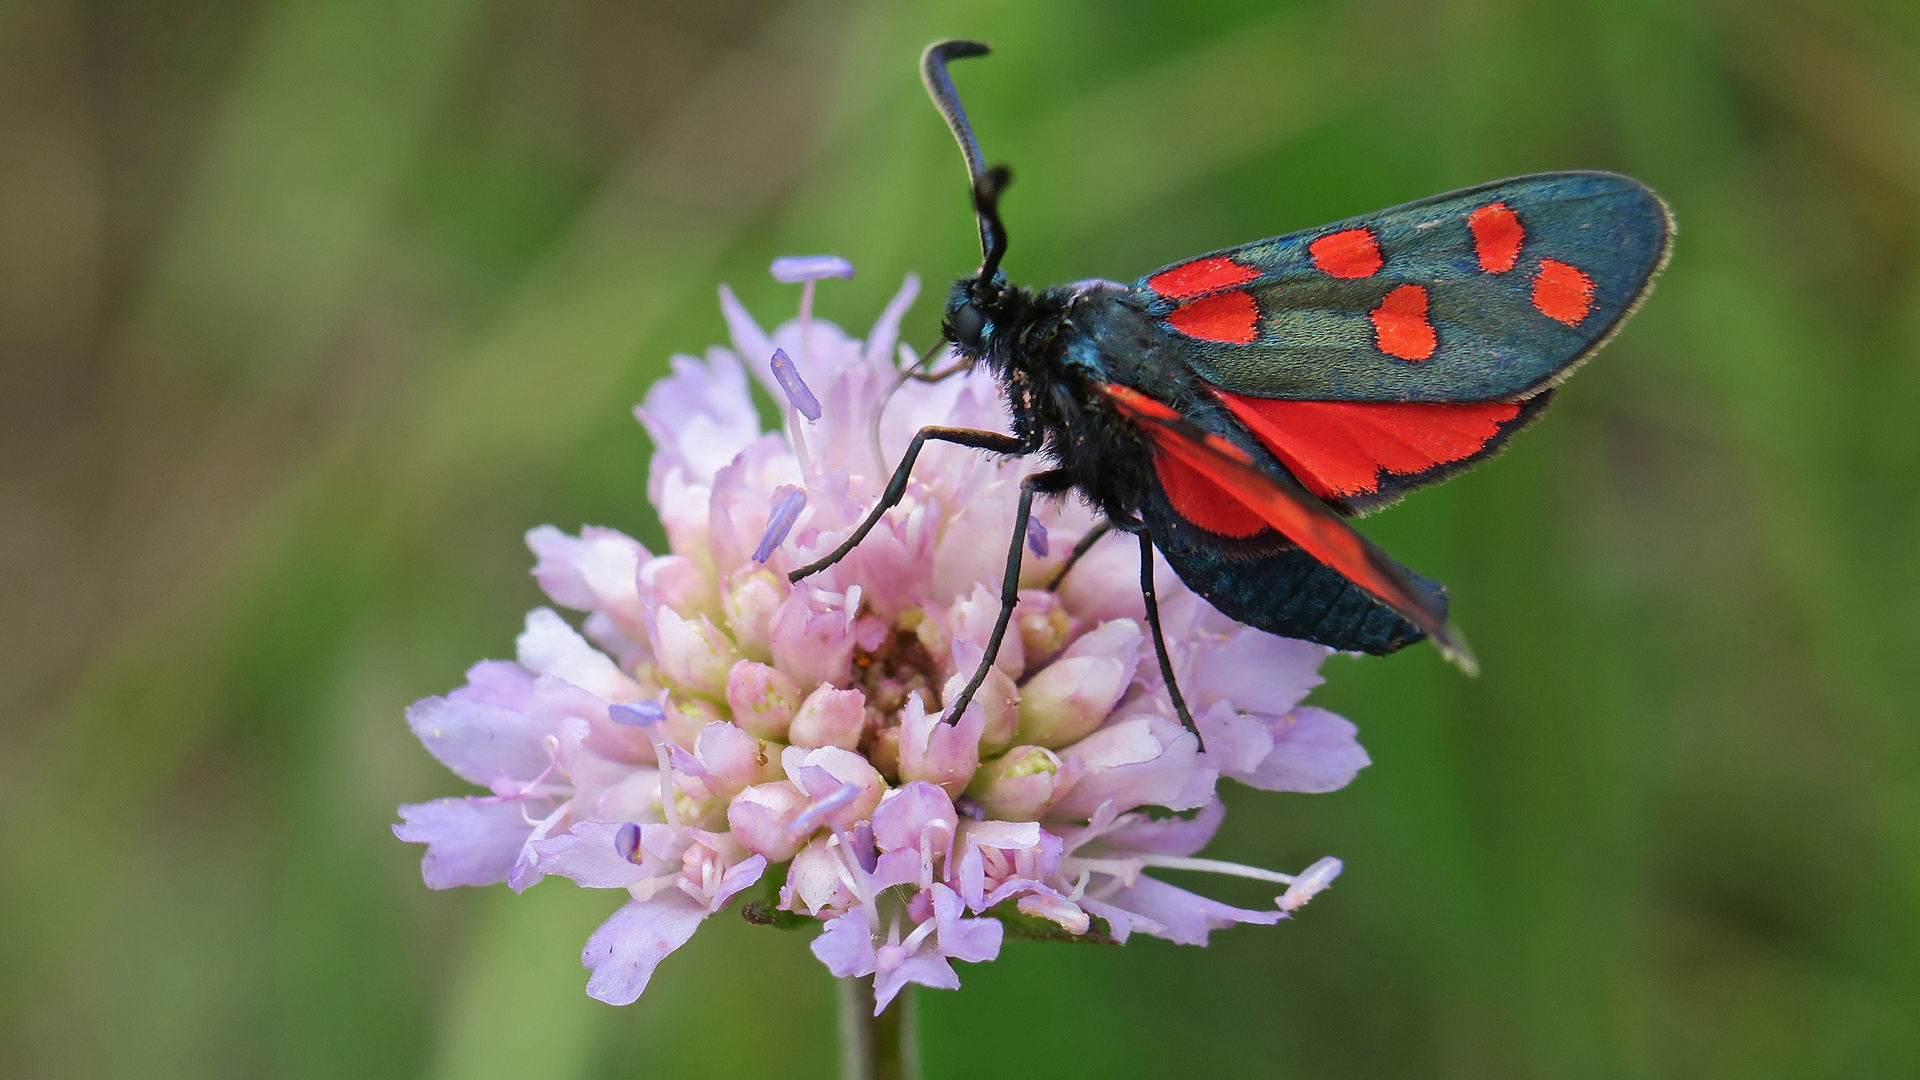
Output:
[
  {"left": 393, "top": 797, "right": 534, "bottom": 889},
  {"left": 405, "top": 689, "right": 553, "bottom": 788},
  {"left": 1088, "top": 799, "right": 1227, "bottom": 859},
  {"left": 1236, "top": 706, "right": 1371, "bottom": 793},
  {"left": 635, "top": 344, "right": 761, "bottom": 486},
  {"left": 530, "top": 821, "right": 651, "bottom": 889},
  {"left": 862, "top": 274, "right": 921, "bottom": 368},
  {"left": 873, "top": 954, "right": 960, "bottom": 1015},
  {"left": 581, "top": 892, "right": 710, "bottom": 1005},
  {"left": 811, "top": 910, "right": 878, "bottom": 979},
  {"left": 1050, "top": 714, "right": 1216, "bottom": 819},
  {"left": 931, "top": 883, "right": 1002, "bottom": 964},
  {"left": 517, "top": 608, "right": 641, "bottom": 702},
  {"left": 1186, "top": 624, "right": 1331, "bottom": 716},
  {"left": 1082, "top": 874, "right": 1283, "bottom": 947}
]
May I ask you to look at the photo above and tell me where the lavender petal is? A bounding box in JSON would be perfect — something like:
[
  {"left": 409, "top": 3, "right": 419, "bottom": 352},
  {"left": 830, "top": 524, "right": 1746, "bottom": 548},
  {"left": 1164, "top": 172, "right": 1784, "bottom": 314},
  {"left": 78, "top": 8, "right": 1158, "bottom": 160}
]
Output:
[
  {"left": 582, "top": 893, "right": 710, "bottom": 1005},
  {"left": 393, "top": 797, "right": 535, "bottom": 889}
]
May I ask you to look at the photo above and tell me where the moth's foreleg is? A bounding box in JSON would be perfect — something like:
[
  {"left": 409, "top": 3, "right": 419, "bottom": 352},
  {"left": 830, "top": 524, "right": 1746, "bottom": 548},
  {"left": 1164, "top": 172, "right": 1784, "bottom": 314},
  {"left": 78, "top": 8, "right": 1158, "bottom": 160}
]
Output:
[
  {"left": 790, "top": 425, "right": 1034, "bottom": 584},
  {"left": 943, "top": 468, "right": 1073, "bottom": 725}
]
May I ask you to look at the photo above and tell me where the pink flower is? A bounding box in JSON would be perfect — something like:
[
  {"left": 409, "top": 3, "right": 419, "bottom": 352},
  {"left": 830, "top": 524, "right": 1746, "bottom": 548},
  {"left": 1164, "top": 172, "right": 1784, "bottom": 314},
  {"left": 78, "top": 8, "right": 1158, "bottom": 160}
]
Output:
[{"left": 396, "top": 257, "right": 1365, "bottom": 1013}]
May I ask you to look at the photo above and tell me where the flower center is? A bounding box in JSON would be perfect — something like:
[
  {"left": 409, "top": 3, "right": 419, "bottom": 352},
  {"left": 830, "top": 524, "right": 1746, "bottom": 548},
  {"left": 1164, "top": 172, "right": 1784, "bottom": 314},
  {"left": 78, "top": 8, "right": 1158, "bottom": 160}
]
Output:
[{"left": 848, "top": 610, "right": 947, "bottom": 780}]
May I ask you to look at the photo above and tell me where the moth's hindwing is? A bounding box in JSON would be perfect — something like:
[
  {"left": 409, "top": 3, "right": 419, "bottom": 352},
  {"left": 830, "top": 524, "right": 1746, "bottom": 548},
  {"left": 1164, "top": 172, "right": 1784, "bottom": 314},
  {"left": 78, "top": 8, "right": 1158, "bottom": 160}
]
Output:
[{"left": 1129, "top": 170, "right": 1673, "bottom": 403}]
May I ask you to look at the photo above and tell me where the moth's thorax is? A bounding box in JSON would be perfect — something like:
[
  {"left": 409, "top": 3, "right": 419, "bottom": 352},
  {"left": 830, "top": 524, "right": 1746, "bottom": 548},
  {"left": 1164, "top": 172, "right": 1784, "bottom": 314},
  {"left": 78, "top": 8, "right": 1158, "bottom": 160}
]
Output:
[{"left": 942, "top": 275, "right": 1163, "bottom": 524}]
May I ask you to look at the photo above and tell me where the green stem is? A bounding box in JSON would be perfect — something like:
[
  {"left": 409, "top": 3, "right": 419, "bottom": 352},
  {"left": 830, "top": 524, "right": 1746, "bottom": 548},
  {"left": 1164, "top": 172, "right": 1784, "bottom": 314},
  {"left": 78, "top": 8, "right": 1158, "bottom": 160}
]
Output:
[{"left": 838, "top": 976, "right": 919, "bottom": 1080}]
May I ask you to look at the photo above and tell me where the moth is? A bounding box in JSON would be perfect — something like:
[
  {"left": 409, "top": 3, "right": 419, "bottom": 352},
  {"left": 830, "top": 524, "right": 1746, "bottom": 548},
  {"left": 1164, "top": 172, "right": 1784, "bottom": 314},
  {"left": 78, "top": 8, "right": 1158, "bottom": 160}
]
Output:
[{"left": 792, "top": 40, "right": 1673, "bottom": 731}]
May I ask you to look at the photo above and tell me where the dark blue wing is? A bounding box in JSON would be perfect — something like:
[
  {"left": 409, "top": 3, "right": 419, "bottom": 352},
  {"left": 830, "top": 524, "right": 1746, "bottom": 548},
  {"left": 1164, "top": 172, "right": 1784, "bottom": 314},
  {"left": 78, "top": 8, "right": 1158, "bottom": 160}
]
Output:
[{"left": 1128, "top": 171, "right": 1673, "bottom": 403}]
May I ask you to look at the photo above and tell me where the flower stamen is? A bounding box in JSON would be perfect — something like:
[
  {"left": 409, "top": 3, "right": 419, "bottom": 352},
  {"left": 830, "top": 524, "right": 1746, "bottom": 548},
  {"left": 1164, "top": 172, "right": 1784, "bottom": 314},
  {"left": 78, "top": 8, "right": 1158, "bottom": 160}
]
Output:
[
  {"left": 1130, "top": 854, "right": 1299, "bottom": 885},
  {"left": 769, "top": 348, "right": 822, "bottom": 422},
  {"left": 787, "top": 782, "right": 860, "bottom": 838},
  {"left": 755, "top": 487, "right": 809, "bottom": 563},
  {"left": 1025, "top": 516, "right": 1048, "bottom": 557}
]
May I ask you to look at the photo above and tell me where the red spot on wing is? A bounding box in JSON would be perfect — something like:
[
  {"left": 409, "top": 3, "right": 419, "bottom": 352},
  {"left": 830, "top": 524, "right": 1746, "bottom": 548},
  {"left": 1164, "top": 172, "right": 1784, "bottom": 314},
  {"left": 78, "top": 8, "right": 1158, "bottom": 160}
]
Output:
[
  {"left": 1309, "top": 228, "right": 1383, "bottom": 278},
  {"left": 1468, "top": 202, "right": 1524, "bottom": 273},
  {"left": 1532, "top": 259, "right": 1595, "bottom": 325},
  {"left": 1154, "top": 450, "right": 1269, "bottom": 537},
  {"left": 1213, "top": 391, "right": 1522, "bottom": 499},
  {"left": 1147, "top": 257, "right": 1260, "bottom": 299},
  {"left": 1369, "top": 284, "right": 1436, "bottom": 360},
  {"left": 1164, "top": 290, "right": 1259, "bottom": 344}
]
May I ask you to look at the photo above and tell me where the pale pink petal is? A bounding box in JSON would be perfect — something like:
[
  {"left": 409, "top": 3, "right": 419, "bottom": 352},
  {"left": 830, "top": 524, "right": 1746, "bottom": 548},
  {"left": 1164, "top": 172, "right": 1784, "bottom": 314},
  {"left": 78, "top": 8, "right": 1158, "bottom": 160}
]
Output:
[
  {"left": 1082, "top": 875, "right": 1283, "bottom": 947},
  {"left": 582, "top": 893, "right": 710, "bottom": 1005},
  {"left": 811, "top": 910, "right": 878, "bottom": 978},
  {"left": 862, "top": 274, "right": 921, "bottom": 368},
  {"left": 1187, "top": 624, "right": 1331, "bottom": 716},
  {"left": 873, "top": 955, "right": 959, "bottom": 1015},
  {"left": 1090, "top": 799, "right": 1227, "bottom": 859},
  {"left": 1050, "top": 714, "right": 1215, "bottom": 819},
  {"left": 1237, "top": 706, "right": 1370, "bottom": 793}
]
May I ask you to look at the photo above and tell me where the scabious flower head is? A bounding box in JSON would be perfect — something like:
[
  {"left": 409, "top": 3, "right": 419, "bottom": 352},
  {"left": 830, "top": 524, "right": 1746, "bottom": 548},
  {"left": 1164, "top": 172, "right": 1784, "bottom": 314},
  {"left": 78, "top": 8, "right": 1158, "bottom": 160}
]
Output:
[{"left": 394, "top": 260, "right": 1372, "bottom": 1012}]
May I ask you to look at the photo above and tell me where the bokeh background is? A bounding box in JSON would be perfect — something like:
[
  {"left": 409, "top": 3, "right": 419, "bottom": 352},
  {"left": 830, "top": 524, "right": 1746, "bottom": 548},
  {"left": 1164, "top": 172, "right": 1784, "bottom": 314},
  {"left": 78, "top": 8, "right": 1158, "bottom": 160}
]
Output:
[{"left": 4, "top": 0, "right": 1918, "bottom": 1076}]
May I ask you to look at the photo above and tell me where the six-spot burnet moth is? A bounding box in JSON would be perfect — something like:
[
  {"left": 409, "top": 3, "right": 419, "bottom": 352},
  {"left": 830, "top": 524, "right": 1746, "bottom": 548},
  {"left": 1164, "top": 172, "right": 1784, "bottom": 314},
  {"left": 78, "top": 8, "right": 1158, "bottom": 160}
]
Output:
[{"left": 789, "top": 39, "right": 1674, "bottom": 734}]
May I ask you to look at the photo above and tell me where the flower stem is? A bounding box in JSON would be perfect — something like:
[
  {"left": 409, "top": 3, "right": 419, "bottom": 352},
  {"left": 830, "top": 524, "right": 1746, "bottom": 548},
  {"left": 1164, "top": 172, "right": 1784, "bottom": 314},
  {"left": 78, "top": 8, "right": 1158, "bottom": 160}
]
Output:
[{"left": 838, "top": 976, "right": 919, "bottom": 1080}]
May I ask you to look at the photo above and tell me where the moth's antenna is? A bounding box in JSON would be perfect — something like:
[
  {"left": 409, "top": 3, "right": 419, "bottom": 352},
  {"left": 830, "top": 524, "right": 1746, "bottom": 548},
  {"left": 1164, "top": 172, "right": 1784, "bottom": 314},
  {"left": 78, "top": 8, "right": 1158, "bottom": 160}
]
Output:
[
  {"left": 973, "top": 166, "right": 1012, "bottom": 284},
  {"left": 921, "top": 39, "right": 999, "bottom": 265}
]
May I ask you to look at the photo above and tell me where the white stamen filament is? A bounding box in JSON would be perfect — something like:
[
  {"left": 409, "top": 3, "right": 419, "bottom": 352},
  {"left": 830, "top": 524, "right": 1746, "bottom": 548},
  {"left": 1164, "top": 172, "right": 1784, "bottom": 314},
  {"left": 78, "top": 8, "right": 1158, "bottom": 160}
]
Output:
[
  {"left": 901, "top": 913, "right": 938, "bottom": 953},
  {"left": 1067, "top": 870, "right": 1090, "bottom": 902},
  {"left": 1063, "top": 856, "right": 1145, "bottom": 888},
  {"left": 511, "top": 735, "right": 569, "bottom": 818},
  {"left": 786, "top": 397, "right": 816, "bottom": 480},
  {"left": 642, "top": 729, "right": 683, "bottom": 833},
  {"left": 629, "top": 873, "right": 677, "bottom": 903},
  {"left": 1131, "top": 854, "right": 1299, "bottom": 885},
  {"left": 826, "top": 833, "right": 881, "bottom": 933}
]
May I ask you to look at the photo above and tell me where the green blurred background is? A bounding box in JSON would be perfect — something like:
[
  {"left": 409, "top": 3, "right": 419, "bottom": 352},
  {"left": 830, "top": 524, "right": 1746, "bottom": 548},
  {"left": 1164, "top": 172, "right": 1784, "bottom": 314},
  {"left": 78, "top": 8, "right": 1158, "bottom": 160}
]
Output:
[{"left": 4, "top": 0, "right": 1918, "bottom": 1076}]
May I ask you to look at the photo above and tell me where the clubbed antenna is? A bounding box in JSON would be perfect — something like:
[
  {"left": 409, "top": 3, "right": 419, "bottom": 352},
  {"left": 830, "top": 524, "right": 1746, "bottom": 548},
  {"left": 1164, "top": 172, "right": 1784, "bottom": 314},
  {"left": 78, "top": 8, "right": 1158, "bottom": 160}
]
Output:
[{"left": 921, "top": 39, "right": 1007, "bottom": 275}]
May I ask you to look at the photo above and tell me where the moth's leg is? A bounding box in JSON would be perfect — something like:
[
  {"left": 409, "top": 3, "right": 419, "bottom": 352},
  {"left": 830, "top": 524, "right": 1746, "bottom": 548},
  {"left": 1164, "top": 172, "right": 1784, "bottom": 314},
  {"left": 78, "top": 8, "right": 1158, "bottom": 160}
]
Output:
[
  {"left": 909, "top": 358, "right": 976, "bottom": 383},
  {"left": 1044, "top": 520, "right": 1115, "bottom": 591},
  {"left": 943, "top": 468, "right": 1074, "bottom": 724},
  {"left": 791, "top": 425, "right": 1034, "bottom": 583},
  {"left": 1135, "top": 529, "right": 1201, "bottom": 742}
]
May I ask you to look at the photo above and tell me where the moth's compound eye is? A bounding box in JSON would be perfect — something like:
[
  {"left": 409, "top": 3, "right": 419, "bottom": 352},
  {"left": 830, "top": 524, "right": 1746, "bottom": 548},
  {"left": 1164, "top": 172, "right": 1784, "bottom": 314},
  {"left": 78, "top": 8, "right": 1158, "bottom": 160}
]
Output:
[{"left": 949, "top": 301, "right": 986, "bottom": 351}]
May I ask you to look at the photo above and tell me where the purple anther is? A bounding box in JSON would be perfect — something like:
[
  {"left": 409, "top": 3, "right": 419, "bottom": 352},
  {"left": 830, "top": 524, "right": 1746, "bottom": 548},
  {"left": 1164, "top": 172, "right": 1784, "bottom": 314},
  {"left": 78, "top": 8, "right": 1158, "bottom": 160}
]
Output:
[
  {"left": 613, "top": 821, "right": 640, "bottom": 862},
  {"left": 609, "top": 700, "right": 665, "bottom": 727},
  {"left": 954, "top": 794, "right": 987, "bottom": 822},
  {"left": 770, "top": 255, "right": 854, "bottom": 283},
  {"left": 754, "top": 486, "right": 808, "bottom": 563},
  {"left": 785, "top": 782, "right": 860, "bottom": 838},
  {"left": 1025, "top": 516, "right": 1049, "bottom": 558},
  {"left": 851, "top": 822, "right": 879, "bottom": 874},
  {"left": 769, "top": 348, "right": 821, "bottom": 421}
]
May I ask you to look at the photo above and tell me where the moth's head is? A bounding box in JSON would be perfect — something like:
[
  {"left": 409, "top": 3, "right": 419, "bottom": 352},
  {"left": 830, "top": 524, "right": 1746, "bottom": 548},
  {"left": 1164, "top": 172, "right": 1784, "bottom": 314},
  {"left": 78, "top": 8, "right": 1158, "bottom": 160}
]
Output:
[{"left": 943, "top": 271, "right": 1010, "bottom": 356}]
